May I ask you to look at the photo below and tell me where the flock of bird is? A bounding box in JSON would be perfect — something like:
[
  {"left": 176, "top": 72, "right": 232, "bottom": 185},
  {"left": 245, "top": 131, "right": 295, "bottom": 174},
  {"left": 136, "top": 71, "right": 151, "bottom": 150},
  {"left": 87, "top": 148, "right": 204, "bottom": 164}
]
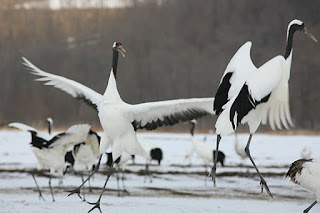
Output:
[{"left": 7, "top": 19, "right": 320, "bottom": 213}]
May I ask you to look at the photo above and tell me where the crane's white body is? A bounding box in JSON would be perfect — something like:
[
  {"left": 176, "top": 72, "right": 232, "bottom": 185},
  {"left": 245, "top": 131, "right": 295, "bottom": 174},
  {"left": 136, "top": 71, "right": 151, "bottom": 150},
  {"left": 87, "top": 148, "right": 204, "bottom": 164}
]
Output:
[
  {"left": 191, "top": 136, "right": 213, "bottom": 166},
  {"left": 287, "top": 159, "right": 320, "bottom": 212},
  {"left": 22, "top": 57, "right": 215, "bottom": 162},
  {"left": 73, "top": 132, "right": 100, "bottom": 171}
]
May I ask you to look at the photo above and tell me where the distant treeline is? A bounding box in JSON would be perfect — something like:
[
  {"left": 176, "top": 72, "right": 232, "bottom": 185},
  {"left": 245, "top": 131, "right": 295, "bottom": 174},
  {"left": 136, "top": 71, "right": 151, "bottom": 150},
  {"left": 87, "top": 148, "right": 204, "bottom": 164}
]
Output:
[{"left": 1, "top": 0, "right": 320, "bottom": 133}]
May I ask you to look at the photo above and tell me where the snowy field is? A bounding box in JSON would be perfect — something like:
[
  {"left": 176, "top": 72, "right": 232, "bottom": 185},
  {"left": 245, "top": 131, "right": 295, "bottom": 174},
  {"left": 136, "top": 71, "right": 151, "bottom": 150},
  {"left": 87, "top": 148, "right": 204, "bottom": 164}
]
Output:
[{"left": 1, "top": 130, "right": 320, "bottom": 213}]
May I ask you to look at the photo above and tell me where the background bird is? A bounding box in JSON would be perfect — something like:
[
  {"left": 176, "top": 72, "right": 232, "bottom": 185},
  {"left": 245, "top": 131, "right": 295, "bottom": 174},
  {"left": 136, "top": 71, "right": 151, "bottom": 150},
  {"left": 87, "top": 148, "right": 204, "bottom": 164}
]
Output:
[
  {"left": 286, "top": 159, "right": 320, "bottom": 213},
  {"left": 106, "top": 152, "right": 133, "bottom": 196},
  {"left": 9, "top": 122, "right": 91, "bottom": 201},
  {"left": 139, "top": 140, "right": 163, "bottom": 183},
  {"left": 189, "top": 119, "right": 225, "bottom": 185},
  {"left": 300, "top": 146, "right": 312, "bottom": 160}
]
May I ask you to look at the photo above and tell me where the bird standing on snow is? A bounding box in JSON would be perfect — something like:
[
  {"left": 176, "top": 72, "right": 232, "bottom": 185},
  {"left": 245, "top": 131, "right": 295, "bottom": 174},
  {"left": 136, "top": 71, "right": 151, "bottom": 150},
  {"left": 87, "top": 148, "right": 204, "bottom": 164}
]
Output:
[
  {"left": 286, "top": 159, "right": 320, "bottom": 213},
  {"left": 9, "top": 122, "right": 91, "bottom": 201},
  {"left": 139, "top": 140, "right": 163, "bottom": 183},
  {"left": 189, "top": 120, "right": 225, "bottom": 185},
  {"left": 22, "top": 41, "right": 215, "bottom": 212},
  {"left": 300, "top": 146, "right": 312, "bottom": 160},
  {"left": 106, "top": 152, "right": 133, "bottom": 196},
  {"left": 212, "top": 19, "right": 317, "bottom": 197}
]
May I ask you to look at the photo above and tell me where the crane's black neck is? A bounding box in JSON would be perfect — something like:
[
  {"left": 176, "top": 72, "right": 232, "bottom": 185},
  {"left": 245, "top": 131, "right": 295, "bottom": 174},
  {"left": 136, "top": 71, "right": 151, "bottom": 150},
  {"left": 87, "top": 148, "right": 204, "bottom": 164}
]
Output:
[
  {"left": 112, "top": 49, "right": 119, "bottom": 79},
  {"left": 190, "top": 123, "right": 195, "bottom": 136},
  {"left": 284, "top": 27, "right": 297, "bottom": 59},
  {"left": 47, "top": 122, "right": 51, "bottom": 135}
]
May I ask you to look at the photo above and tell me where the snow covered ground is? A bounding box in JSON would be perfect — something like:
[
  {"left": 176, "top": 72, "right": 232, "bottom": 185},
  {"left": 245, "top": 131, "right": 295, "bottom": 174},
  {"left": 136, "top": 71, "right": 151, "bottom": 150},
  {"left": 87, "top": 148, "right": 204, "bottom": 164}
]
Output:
[{"left": 0, "top": 130, "right": 320, "bottom": 213}]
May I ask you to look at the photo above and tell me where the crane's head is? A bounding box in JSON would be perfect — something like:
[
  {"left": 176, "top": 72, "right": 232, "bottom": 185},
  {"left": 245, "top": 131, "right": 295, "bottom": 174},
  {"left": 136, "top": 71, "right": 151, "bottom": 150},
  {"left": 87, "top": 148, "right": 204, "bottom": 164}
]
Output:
[
  {"left": 288, "top": 19, "right": 317, "bottom": 42},
  {"left": 189, "top": 119, "right": 197, "bottom": 125},
  {"left": 113, "top": 41, "right": 126, "bottom": 57},
  {"left": 46, "top": 117, "right": 53, "bottom": 125}
]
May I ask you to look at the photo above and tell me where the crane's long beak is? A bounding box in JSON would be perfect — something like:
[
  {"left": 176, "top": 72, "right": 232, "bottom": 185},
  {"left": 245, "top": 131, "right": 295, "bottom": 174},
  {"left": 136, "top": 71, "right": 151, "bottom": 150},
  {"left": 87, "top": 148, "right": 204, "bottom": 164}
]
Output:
[
  {"left": 118, "top": 45, "right": 126, "bottom": 57},
  {"left": 304, "top": 28, "right": 318, "bottom": 42}
]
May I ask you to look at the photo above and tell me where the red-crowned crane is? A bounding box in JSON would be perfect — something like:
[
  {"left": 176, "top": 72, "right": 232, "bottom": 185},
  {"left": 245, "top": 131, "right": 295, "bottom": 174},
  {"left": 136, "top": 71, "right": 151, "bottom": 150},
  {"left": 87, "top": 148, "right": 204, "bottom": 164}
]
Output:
[
  {"left": 22, "top": 41, "right": 215, "bottom": 212},
  {"left": 211, "top": 19, "right": 317, "bottom": 197}
]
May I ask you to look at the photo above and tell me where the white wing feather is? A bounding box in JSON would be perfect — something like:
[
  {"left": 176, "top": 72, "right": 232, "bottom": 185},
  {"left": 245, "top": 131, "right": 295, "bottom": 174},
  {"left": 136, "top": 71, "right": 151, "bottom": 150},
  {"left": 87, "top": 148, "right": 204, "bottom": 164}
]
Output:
[
  {"left": 224, "top": 41, "right": 257, "bottom": 100},
  {"left": 22, "top": 57, "right": 103, "bottom": 109},
  {"left": 8, "top": 122, "right": 51, "bottom": 140},
  {"left": 49, "top": 124, "right": 91, "bottom": 148}
]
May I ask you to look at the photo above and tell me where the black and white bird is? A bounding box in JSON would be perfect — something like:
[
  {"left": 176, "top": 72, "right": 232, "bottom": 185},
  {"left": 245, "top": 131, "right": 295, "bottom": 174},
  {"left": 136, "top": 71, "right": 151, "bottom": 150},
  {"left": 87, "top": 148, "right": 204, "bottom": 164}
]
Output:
[
  {"left": 139, "top": 140, "right": 163, "bottom": 183},
  {"left": 64, "top": 129, "right": 101, "bottom": 200},
  {"left": 106, "top": 152, "right": 133, "bottom": 196},
  {"left": 22, "top": 41, "right": 215, "bottom": 211},
  {"left": 211, "top": 19, "right": 317, "bottom": 197},
  {"left": 9, "top": 122, "right": 91, "bottom": 201},
  {"left": 286, "top": 159, "right": 320, "bottom": 213},
  {"left": 189, "top": 120, "right": 225, "bottom": 185},
  {"left": 70, "top": 130, "right": 101, "bottom": 172}
]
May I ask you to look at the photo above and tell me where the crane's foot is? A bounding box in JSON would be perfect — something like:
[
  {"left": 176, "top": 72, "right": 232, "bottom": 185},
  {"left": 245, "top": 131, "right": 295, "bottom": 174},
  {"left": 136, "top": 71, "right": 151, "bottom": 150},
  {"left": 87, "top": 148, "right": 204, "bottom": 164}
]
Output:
[
  {"left": 87, "top": 200, "right": 102, "bottom": 213},
  {"left": 260, "top": 178, "right": 273, "bottom": 198},
  {"left": 38, "top": 193, "right": 45, "bottom": 201},
  {"left": 123, "top": 189, "right": 130, "bottom": 195},
  {"left": 67, "top": 187, "right": 82, "bottom": 200}
]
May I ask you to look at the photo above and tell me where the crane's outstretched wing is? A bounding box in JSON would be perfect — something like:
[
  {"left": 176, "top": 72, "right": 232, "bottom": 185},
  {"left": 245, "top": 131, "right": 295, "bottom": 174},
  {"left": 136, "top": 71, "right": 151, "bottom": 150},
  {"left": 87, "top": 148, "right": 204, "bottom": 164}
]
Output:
[
  {"left": 22, "top": 57, "right": 103, "bottom": 111},
  {"left": 48, "top": 124, "right": 91, "bottom": 148},
  {"left": 232, "top": 55, "right": 294, "bottom": 130},
  {"left": 130, "top": 98, "right": 215, "bottom": 131},
  {"left": 214, "top": 41, "right": 257, "bottom": 115},
  {"left": 9, "top": 122, "right": 37, "bottom": 132},
  {"left": 8, "top": 122, "right": 51, "bottom": 140}
]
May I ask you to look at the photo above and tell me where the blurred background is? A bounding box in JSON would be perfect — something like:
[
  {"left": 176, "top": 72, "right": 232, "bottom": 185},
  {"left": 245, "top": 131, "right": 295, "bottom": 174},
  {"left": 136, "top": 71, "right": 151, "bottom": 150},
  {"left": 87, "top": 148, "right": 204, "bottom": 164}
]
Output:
[{"left": 0, "top": 0, "right": 319, "bottom": 132}]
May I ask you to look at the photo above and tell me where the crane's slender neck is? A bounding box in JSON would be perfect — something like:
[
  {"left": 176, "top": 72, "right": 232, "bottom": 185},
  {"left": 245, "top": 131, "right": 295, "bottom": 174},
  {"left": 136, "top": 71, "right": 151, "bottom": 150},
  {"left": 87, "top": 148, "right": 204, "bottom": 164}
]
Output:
[
  {"left": 112, "top": 49, "right": 119, "bottom": 79},
  {"left": 285, "top": 27, "right": 297, "bottom": 59},
  {"left": 190, "top": 123, "right": 195, "bottom": 136},
  {"left": 48, "top": 122, "right": 51, "bottom": 135}
]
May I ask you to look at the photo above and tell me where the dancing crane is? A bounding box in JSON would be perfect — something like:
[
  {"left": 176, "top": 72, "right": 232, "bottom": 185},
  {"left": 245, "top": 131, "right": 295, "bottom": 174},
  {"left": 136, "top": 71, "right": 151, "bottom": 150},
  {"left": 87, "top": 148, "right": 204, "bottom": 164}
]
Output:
[
  {"left": 212, "top": 19, "right": 317, "bottom": 197},
  {"left": 22, "top": 41, "right": 215, "bottom": 212}
]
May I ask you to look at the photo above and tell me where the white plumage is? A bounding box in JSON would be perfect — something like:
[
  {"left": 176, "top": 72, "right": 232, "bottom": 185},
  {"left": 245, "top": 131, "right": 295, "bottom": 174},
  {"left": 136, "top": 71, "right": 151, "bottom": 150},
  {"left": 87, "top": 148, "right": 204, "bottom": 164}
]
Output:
[
  {"left": 287, "top": 159, "right": 320, "bottom": 213},
  {"left": 212, "top": 19, "right": 317, "bottom": 196},
  {"left": 72, "top": 130, "right": 101, "bottom": 172},
  {"left": 9, "top": 122, "right": 91, "bottom": 201},
  {"left": 234, "top": 133, "right": 247, "bottom": 161},
  {"left": 22, "top": 41, "right": 215, "bottom": 210},
  {"left": 300, "top": 146, "right": 312, "bottom": 160},
  {"left": 22, "top": 59, "right": 214, "bottom": 162},
  {"left": 9, "top": 122, "right": 91, "bottom": 176}
]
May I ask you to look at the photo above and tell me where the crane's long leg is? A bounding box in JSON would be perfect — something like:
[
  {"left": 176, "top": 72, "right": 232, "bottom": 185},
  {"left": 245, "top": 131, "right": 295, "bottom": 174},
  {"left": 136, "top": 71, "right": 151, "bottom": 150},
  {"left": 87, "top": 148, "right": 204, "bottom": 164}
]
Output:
[
  {"left": 204, "top": 165, "right": 208, "bottom": 187},
  {"left": 304, "top": 201, "right": 317, "bottom": 213},
  {"left": 87, "top": 161, "right": 115, "bottom": 213},
  {"left": 48, "top": 176, "right": 55, "bottom": 202},
  {"left": 210, "top": 134, "right": 221, "bottom": 186},
  {"left": 68, "top": 154, "right": 102, "bottom": 199},
  {"left": 144, "top": 163, "right": 152, "bottom": 183},
  {"left": 81, "top": 174, "right": 86, "bottom": 201},
  {"left": 245, "top": 134, "right": 273, "bottom": 198},
  {"left": 32, "top": 172, "right": 45, "bottom": 201},
  {"left": 116, "top": 166, "right": 121, "bottom": 197},
  {"left": 121, "top": 169, "right": 129, "bottom": 195}
]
